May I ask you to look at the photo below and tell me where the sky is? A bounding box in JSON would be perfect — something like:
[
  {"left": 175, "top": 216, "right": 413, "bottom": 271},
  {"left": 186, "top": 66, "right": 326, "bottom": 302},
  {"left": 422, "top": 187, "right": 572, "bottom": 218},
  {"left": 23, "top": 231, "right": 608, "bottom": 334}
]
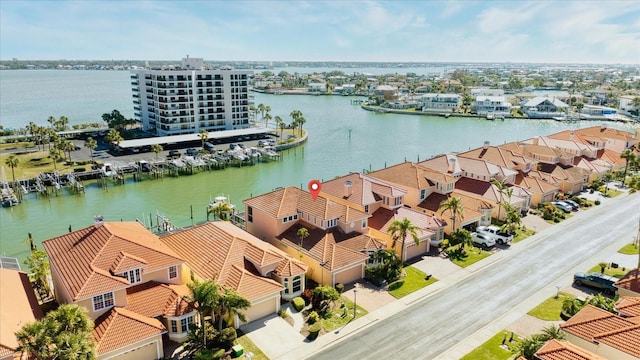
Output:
[{"left": 1, "top": 0, "right": 639, "bottom": 64}]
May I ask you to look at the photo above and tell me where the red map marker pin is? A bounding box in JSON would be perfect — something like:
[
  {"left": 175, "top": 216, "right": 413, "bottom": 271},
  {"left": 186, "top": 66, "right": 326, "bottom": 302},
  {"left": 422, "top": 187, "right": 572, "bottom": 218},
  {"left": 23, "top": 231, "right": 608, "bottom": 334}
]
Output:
[{"left": 308, "top": 180, "right": 322, "bottom": 201}]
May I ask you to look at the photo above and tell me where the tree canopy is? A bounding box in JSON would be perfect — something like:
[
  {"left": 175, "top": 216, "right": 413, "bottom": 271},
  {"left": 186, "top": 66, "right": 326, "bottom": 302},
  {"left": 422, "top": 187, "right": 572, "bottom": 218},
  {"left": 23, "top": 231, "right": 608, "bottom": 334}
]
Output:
[{"left": 101, "top": 109, "right": 136, "bottom": 130}]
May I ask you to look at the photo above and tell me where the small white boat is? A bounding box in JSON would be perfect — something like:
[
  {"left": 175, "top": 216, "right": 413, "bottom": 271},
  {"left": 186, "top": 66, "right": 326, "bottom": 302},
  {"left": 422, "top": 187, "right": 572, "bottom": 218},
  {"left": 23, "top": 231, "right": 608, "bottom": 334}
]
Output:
[
  {"left": 486, "top": 113, "right": 495, "bottom": 121},
  {"left": 101, "top": 163, "right": 116, "bottom": 177}
]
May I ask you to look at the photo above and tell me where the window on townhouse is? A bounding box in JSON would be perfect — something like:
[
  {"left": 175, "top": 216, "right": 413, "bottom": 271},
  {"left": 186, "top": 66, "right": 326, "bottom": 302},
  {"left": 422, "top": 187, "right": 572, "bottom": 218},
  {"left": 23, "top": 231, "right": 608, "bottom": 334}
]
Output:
[
  {"left": 420, "top": 189, "right": 426, "bottom": 200},
  {"left": 181, "top": 316, "right": 194, "bottom": 332},
  {"left": 362, "top": 219, "right": 367, "bottom": 228},
  {"left": 93, "top": 292, "right": 114, "bottom": 311},
  {"left": 283, "top": 278, "right": 289, "bottom": 294},
  {"left": 395, "top": 197, "right": 402, "bottom": 206},
  {"left": 169, "top": 265, "right": 178, "bottom": 280},
  {"left": 171, "top": 320, "right": 178, "bottom": 333},
  {"left": 327, "top": 218, "right": 337, "bottom": 228},
  {"left": 123, "top": 269, "right": 142, "bottom": 284},
  {"left": 364, "top": 205, "right": 369, "bottom": 213},
  {"left": 367, "top": 251, "right": 376, "bottom": 265},
  {"left": 292, "top": 276, "right": 302, "bottom": 293},
  {"left": 247, "top": 206, "right": 253, "bottom": 222}
]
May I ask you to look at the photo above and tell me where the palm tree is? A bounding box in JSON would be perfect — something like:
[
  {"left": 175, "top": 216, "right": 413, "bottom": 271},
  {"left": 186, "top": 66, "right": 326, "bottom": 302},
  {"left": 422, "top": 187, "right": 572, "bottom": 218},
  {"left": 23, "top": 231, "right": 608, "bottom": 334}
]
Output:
[
  {"left": 47, "top": 115, "right": 56, "bottom": 129},
  {"left": 16, "top": 304, "right": 95, "bottom": 360},
  {"left": 24, "top": 249, "right": 51, "bottom": 298},
  {"left": 561, "top": 296, "right": 584, "bottom": 317},
  {"left": 187, "top": 279, "right": 220, "bottom": 347},
  {"left": 263, "top": 112, "right": 272, "bottom": 130},
  {"left": 209, "top": 201, "right": 232, "bottom": 220},
  {"left": 58, "top": 116, "right": 69, "bottom": 131},
  {"left": 290, "top": 120, "right": 299, "bottom": 137},
  {"left": 84, "top": 137, "right": 97, "bottom": 163},
  {"left": 490, "top": 178, "right": 510, "bottom": 221},
  {"left": 198, "top": 129, "right": 209, "bottom": 148},
  {"left": 620, "top": 149, "right": 636, "bottom": 185},
  {"left": 290, "top": 109, "right": 302, "bottom": 123},
  {"left": 587, "top": 293, "right": 615, "bottom": 312},
  {"left": 539, "top": 324, "right": 566, "bottom": 341},
  {"left": 151, "top": 144, "right": 163, "bottom": 161},
  {"left": 63, "top": 140, "right": 75, "bottom": 162},
  {"left": 5, "top": 154, "right": 19, "bottom": 183},
  {"left": 297, "top": 227, "right": 309, "bottom": 248},
  {"left": 49, "top": 148, "right": 62, "bottom": 171},
  {"left": 105, "top": 129, "right": 123, "bottom": 149},
  {"left": 217, "top": 288, "right": 250, "bottom": 330},
  {"left": 257, "top": 103, "right": 266, "bottom": 120},
  {"left": 387, "top": 218, "right": 421, "bottom": 264},
  {"left": 297, "top": 116, "right": 306, "bottom": 136},
  {"left": 512, "top": 334, "right": 545, "bottom": 360},
  {"left": 278, "top": 119, "right": 287, "bottom": 140},
  {"left": 439, "top": 196, "right": 464, "bottom": 232}
]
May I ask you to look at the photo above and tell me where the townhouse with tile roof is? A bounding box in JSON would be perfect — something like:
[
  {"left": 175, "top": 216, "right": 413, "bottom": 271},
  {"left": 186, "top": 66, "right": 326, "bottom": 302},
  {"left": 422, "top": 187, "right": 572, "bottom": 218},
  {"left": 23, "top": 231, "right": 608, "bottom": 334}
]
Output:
[
  {"left": 615, "top": 296, "right": 640, "bottom": 318},
  {"left": 560, "top": 305, "right": 640, "bottom": 360},
  {"left": 419, "top": 154, "right": 532, "bottom": 220},
  {"left": 244, "top": 186, "right": 388, "bottom": 286},
  {"left": 43, "top": 221, "right": 192, "bottom": 359},
  {"left": 615, "top": 269, "right": 640, "bottom": 298},
  {"left": 160, "top": 221, "right": 307, "bottom": 324},
  {"left": 321, "top": 172, "right": 445, "bottom": 255},
  {"left": 368, "top": 162, "right": 492, "bottom": 234},
  {"left": 533, "top": 339, "right": 606, "bottom": 360},
  {"left": 0, "top": 268, "right": 44, "bottom": 360},
  {"left": 549, "top": 126, "right": 639, "bottom": 153}
]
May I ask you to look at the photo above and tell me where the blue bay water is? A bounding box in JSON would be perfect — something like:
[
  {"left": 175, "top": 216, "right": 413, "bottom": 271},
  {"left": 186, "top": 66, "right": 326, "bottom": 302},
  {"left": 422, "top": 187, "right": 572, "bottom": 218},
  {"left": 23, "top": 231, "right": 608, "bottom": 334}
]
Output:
[{"left": 0, "top": 70, "right": 632, "bottom": 263}]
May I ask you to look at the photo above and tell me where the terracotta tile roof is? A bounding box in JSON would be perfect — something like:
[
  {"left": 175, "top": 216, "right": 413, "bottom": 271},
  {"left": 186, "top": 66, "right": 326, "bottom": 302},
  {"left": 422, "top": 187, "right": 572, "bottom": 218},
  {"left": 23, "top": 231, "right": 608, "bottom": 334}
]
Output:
[
  {"left": 459, "top": 144, "right": 532, "bottom": 170},
  {"left": 0, "top": 269, "right": 44, "bottom": 354},
  {"left": 615, "top": 269, "right": 640, "bottom": 294},
  {"left": 93, "top": 307, "right": 165, "bottom": 355},
  {"left": 574, "top": 126, "right": 638, "bottom": 142},
  {"left": 125, "top": 281, "right": 194, "bottom": 318},
  {"left": 367, "top": 207, "right": 439, "bottom": 238},
  {"left": 515, "top": 173, "right": 557, "bottom": 195},
  {"left": 277, "top": 223, "right": 372, "bottom": 271},
  {"left": 244, "top": 186, "right": 368, "bottom": 224},
  {"left": 561, "top": 305, "right": 640, "bottom": 358},
  {"left": 369, "top": 162, "right": 455, "bottom": 190},
  {"left": 616, "top": 296, "right": 640, "bottom": 318},
  {"left": 535, "top": 339, "right": 606, "bottom": 360},
  {"left": 42, "top": 222, "right": 184, "bottom": 301},
  {"left": 160, "top": 221, "right": 305, "bottom": 301},
  {"left": 322, "top": 173, "right": 406, "bottom": 206}
]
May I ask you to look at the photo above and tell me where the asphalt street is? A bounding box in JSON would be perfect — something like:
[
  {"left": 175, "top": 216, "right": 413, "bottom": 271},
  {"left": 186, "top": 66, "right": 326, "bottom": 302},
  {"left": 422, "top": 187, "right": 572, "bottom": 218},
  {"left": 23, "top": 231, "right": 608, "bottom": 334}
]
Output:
[{"left": 309, "top": 193, "right": 639, "bottom": 360}]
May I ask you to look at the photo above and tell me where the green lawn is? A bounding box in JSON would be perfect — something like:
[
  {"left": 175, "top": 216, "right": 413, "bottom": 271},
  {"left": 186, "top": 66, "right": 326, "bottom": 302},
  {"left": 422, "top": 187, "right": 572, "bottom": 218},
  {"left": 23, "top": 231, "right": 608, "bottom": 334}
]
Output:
[
  {"left": 388, "top": 266, "right": 438, "bottom": 299},
  {"left": 512, "top": 227, "right": 535, "bottom": 244},
  {"left": 618, "top": 243, "right": 640, "bottom": 255},
  {"left": 587, "top": 264, "right": 630, "bottom": 278},
  {"left": 527, "top": 292, "right": 572, "bottom": 321},
  {"left": 460, "top": 331, "right": 515, "bottom": 360},
  {"left": 449, "top": 245, "right": 493, "bottom": 268},
  {"left": 236, "top": 330, "right": 269, "bottom": 360},
  {"left": 320, "top": 296, "right": 368, "bottom": 332}
]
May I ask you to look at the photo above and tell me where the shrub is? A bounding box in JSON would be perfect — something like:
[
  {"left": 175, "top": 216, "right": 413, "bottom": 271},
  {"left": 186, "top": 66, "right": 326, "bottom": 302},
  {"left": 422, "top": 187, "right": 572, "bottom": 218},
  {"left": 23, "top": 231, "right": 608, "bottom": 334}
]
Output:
[
  {"left": 193, "top": 348, "right": 225, "bottom": 360},
  {"left": 301, "top": 288, "right": 314, "bottom": 305},
  {"left": 308, "top": 311, "right": 319, "bottom": 324},
  {"left": 73, "top": 167, "right": 86, "bottom": 173},
  {"left": 335, "top": 283, "right": 344, "bottom": 294},
  {"left": 278, "top": 308, "right": 287, "bottom": 318},
  {"left": 594, "top": 200, "right": 601, "bottom": 205},
  {"left": 218, "top": 327, "right": 236, "bottom": 349},
  {"left": 292, "top": 297, "right": 305, "bottom": 312},
  {"left": 308, "top": 322, "right": 322, "bottom": 334}
]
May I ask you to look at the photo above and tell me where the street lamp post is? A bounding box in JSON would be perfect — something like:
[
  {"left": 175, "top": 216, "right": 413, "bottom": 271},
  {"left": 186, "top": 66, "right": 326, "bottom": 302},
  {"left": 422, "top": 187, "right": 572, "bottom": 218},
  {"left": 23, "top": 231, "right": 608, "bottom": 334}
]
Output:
[
  {"left": 353, "top": 288, "right": 358, "bottom": 319},
  {"left": 555, "top": 285, "right": 561, "bottom": 299}
]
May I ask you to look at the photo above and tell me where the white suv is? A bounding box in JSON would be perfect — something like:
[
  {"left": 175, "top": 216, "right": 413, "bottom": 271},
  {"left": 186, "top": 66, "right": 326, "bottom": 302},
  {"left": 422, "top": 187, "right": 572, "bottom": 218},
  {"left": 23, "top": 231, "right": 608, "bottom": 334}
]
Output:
[
  {"left": 477, "top": 225, "right": 513, "bottom": 245},
  {"left": 471, "top": 232, "right": 496, "bottom": 248}
]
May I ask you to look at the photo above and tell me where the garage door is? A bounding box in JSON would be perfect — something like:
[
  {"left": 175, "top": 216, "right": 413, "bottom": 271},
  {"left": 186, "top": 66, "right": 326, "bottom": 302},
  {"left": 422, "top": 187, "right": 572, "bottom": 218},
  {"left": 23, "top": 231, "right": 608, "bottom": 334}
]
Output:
[
  {"left": 243, "top": 296, "right": 278, "bottom": 325},
  {"left": 111, "top": 341, "right": 159, "bottom": 360},
  {"left": 334, "top": 264, "right": 363, "bottom": 285},
  {"left": 405, "top": 240, "right": 429, "bottom": 261}
]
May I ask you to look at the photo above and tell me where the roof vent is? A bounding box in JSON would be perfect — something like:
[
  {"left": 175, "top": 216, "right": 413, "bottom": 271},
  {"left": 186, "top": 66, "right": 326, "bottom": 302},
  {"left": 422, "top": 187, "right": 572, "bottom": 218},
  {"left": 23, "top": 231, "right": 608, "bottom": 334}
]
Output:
[
  {"left": 483, "top": 141, "right": 490, "bottom": 149},
  {"left": 344, "top": 180, "right": 353, "bottom": 198},
  {"left": 94, "top": 215, "right": 104, "bottom": 227}
]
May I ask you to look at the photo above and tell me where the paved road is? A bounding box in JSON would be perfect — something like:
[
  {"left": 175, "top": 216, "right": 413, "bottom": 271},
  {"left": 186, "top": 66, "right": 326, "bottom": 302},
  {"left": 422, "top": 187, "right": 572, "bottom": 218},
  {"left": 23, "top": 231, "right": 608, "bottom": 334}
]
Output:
[{"left": 310, "top": 194, "right": 639, "bottom": 359}]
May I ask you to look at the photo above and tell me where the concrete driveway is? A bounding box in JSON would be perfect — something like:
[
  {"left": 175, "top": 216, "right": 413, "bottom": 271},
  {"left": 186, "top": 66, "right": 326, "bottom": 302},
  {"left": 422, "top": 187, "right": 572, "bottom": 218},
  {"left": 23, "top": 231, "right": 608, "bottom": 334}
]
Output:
[{"left": 239, "top": 311, "right": 305, "bottom": 360}]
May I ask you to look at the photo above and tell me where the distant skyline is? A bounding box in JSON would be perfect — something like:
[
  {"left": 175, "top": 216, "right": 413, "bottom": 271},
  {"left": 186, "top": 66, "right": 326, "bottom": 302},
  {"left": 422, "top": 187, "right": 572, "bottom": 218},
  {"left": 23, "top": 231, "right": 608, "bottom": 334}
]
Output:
[{"left": 1, "top": 0, "right": 639, "bottom": 64}]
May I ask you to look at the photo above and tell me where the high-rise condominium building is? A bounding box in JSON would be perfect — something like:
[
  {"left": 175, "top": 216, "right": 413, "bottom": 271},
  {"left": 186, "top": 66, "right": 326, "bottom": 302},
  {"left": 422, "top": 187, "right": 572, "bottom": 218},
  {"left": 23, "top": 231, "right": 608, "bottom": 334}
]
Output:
[{"left": 131, "top": 56, "right": 251, "bottom": 136}]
